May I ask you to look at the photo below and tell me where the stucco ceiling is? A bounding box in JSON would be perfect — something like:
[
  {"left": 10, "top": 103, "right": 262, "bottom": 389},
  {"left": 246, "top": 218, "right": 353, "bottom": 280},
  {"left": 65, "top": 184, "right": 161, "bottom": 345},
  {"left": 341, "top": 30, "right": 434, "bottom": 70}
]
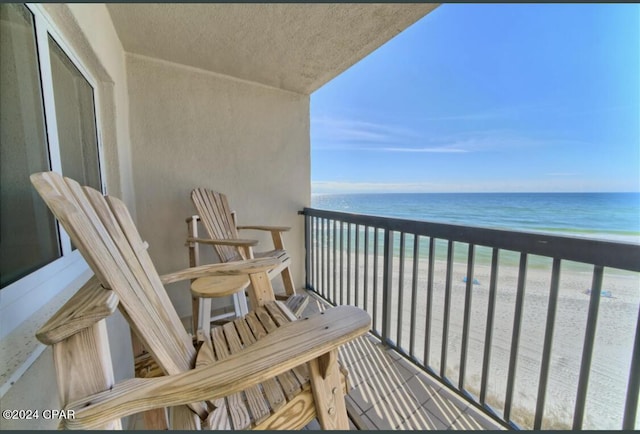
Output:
[{"left": 106, "top": 3, "right": 438, "bottom": 94}]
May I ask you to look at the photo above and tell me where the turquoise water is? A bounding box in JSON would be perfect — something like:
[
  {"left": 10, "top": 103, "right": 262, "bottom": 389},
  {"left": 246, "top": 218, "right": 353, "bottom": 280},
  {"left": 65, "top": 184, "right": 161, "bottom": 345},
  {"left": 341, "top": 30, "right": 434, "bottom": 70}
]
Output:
[
  {"left": 311, "top": 192, "right": 640, "bottom": 270},
  {"left": 311, "top": 192, "right": 640, "bottom": 244}
]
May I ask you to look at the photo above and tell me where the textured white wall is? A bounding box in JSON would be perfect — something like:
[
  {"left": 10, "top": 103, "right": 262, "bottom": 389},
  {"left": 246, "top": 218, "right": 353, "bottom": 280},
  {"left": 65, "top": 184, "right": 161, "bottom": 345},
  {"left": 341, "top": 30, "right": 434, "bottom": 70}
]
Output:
[
  {"left": 126, "top": 54, "right": 310, "bottom": 318},
  {"left": 107, "top": 4, "right": 438, "bottom": 94}
]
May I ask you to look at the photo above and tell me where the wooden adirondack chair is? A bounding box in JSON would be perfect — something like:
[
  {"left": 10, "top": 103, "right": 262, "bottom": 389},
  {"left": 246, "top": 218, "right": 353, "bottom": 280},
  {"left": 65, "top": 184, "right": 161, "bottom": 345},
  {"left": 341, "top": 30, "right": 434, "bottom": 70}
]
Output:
[
  {"left": 31, "top": 171, "right": 370, "bottom": 430},
  {"left": 187, "top": 188, "right": 307, "bottom": 330}
]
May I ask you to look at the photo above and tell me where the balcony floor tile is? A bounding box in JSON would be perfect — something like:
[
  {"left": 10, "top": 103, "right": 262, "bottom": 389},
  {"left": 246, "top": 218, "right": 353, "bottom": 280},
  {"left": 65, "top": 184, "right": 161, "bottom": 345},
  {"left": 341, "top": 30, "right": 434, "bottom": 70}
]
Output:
[{"left": 302, "top": 291, "right": 507, "bottom": 430}]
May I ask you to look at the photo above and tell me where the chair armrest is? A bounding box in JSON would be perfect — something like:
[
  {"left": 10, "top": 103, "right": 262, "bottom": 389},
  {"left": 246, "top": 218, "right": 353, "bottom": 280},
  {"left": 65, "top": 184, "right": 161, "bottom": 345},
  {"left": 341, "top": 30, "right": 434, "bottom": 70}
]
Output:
[
  {"left": 36, "top": 276, "right": 119, "bottom": 345},
  {"left": 63, "top": 305, "right": 371, "bottom": 429},
  {"left": 186, "top": 237, "right": 258, "bottom": 247},
  {"left": 160, "top": 257, "right": 280, "bottom": 285},
  {"left": 236, "top": 226, "right": 290, "bottom": 251},
  {"left": 237, "top": 225, "right": 291, "bottom": 232}
]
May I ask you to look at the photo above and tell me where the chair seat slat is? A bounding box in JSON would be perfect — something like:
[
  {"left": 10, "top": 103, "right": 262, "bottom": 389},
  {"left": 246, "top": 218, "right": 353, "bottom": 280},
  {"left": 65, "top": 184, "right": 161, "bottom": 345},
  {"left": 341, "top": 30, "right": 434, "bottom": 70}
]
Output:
[
  {"left": 233, "top": 317, "right": 287, "bottom": 413},
  {"left": 254, "top": 306, "right": 302, "bottom": 400},
  {"left": 206, "top": 404, "right": 232, "bottom": 430},
  {"left": 264, "top": 302, "right": 291, "bottom": 327},
  {"left": 211, "top": 327, "right": 251, "bottom": 429},
  {"left": 255, "top": 306, "right": 278, "bottom": 332},
  {"left": 222, "top": 322, "right": 271, "bottom": 425}
]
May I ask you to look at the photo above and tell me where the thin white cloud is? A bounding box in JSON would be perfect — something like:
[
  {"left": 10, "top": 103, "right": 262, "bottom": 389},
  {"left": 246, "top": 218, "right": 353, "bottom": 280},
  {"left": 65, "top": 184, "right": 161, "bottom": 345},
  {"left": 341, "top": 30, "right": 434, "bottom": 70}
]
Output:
[
  {"left": 546, "top": 172, "right": 577, "bottom": 177},
  {"left": 312, "top": 115, "right": 596, "bottom": 154},
  {"left": 373, "top": 146, "right": 468, "bottom": 153},
  {"left": 311, "top": 178, "right": 637, "bottom": 194},
  {"left": 312, "top": 116, "right": 423, "bottom": 146},
  {"left": 416, "top": 102, "right": 633, "bottom": 122},
  {"left": 419, "top": 103, "right": 556, "bottom": 122}
]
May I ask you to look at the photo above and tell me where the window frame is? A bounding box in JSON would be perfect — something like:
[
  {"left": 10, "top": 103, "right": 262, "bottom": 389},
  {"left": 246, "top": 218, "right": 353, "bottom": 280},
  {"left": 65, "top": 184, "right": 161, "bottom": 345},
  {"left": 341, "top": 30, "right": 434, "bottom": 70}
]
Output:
[{"left": 0, "top": 3, "right": 106, "bottom": 340}]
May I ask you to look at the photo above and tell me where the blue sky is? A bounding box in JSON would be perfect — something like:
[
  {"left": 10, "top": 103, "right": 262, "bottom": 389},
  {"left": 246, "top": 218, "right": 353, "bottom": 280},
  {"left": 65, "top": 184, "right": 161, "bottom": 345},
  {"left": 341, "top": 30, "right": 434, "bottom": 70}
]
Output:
[{"left": 310, "top": 4, "right": 640, "bottom": 194}]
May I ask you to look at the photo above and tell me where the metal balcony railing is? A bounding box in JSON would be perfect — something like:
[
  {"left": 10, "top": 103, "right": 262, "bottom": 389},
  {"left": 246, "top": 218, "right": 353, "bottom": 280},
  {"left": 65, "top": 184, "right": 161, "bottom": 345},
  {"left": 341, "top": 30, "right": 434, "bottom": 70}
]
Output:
[{"left": 299, "top": 207, "right": 640, "bottom": 430}]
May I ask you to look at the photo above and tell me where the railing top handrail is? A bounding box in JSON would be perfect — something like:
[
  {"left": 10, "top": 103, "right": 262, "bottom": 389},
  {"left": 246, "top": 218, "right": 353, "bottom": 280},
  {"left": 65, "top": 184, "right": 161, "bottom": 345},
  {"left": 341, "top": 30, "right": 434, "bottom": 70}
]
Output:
[{"left": 300, "top": 207, "right": 640, "bottom": 272}]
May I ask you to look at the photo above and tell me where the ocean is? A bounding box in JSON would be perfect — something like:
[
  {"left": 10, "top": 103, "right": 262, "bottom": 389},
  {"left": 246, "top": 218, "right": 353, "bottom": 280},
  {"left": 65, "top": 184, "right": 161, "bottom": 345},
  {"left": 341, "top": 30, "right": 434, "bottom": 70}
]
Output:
[
  {"left": 311, "top": 192, "right": 640, "bottom": 245},
  {"left": 310, "top": 192, "right": 640, "bottom": 429}
]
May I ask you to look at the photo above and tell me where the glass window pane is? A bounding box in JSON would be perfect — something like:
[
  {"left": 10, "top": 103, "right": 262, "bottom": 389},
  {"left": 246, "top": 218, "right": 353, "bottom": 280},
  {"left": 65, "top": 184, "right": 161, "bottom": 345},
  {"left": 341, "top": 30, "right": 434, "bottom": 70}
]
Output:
[
  {"left": 48, "top": 35, "right": 101, "bottom": 191},
  {"left": 0, "top": 4, "right": 61, "bottom": 288}
]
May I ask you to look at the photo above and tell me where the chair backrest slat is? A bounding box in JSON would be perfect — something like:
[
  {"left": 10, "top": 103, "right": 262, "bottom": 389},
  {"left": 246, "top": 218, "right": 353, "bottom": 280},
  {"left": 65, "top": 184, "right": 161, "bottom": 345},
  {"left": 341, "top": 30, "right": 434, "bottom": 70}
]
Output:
[
  {"left": 31, "top": 172, "right": 197, "bottom": 377},
  {"left": 192, "top": 188, "right": 241, "bottom": 262},
  {"left": 89, "top": 189, "right": 196, "bottom": 365},
  {"left": 106, "top": 196, "right": 192, "bottom": 345}
]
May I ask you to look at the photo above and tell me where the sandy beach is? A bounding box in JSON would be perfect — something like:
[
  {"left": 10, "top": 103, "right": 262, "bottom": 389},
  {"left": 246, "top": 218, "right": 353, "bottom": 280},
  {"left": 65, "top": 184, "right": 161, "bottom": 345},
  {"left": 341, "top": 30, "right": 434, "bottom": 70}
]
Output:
[{"left": 315, "top": 249, "right": 640, "bottom": 430}]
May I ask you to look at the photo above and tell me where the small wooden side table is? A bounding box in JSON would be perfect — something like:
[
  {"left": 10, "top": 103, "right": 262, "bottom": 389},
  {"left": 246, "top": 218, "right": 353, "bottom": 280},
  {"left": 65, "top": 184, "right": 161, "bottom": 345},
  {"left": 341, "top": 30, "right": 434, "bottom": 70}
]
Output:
[{"left": 191, "top": 274, "right": 250, "bottom": 333}]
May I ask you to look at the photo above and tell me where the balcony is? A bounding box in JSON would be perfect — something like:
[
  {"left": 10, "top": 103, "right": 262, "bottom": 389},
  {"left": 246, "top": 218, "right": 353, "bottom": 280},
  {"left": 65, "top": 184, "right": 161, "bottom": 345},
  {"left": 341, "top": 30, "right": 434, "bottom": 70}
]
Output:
[
  {"left": 2, "top": 4, "right": 637, "bottom": 431},
  {"left": 299, "top": 207, "right": 640, "bottom": 430}
]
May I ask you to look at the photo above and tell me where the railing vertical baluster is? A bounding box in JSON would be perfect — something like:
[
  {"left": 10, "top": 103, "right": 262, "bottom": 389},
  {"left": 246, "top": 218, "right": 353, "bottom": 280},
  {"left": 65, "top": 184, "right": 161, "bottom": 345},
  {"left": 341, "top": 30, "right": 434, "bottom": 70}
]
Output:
[
  {"left": 304, "top": 212, "right": 311, "bottom": 290},
  {"left": 382, "top": 229, "right": 394, "bottom": 345},
  {"left": 364, "top": 226, "right": 370, "bottom": 314},
  {"left": 340, "top": 221, "right": 344, "bottom": 306},
  {"left": 410, "top": 235, "right": 420, "bottom": 358},
  {"left": 480, "top": 248, "right": 500, "bottom": 405},
  {"left": 319, "top": 217, "right": 323, "bottom": 296},
  {"left": 534, "top": 257, "right": 562, "bottom": 429},
  {"left": 459, "top": 244, "right": 476, "bottom": 389},
  {"left": 504, "top": 252, "right": 528, "bottom": 422},
  {"left": 317, "top": 218, "right": 322, "bottom": 296},
  {"left": 309, "top": 216, "right": 313, "bottom": 291},
  {"left": 314, "top": 216, "right": 319, "bottom": 296},
  {"left": 332, "top": 220, "right": 337, "bottom": 304},
  {"left": 326, "top": 219, "right": 331, "bottom": 301},
  {"left": 355, "top": 224, "right": 360, "bottom": 307},
  {"left": 320, "top": 219, "right": 328, "bottom": 293},
  {"left": 373, "top": 228, "right": 379, "bottom": 333},
  {"left": 347, "top": 223, "right": 352, "bottom": 305},
  {"left": 424, "top": 237, "right": 435, "bottom": 367},
  {"left": 397, "top": 232, "right": 406, "bottom": 347},
  {"left": 573, "top": 265, "right": 604, "bottom": 429},
  {"left": 622, "top": 305, "right": 640, "bottom": 430},
  {"left": 441, "top": 240, "right": 455, "bottom": 378}
]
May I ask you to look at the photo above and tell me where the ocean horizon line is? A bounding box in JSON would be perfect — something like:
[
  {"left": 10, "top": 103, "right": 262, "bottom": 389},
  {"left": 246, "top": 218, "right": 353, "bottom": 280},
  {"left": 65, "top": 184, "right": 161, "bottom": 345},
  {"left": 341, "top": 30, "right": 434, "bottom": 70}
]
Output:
[{"left": 311, "top": 191, "right": 640, "bottom": 196}]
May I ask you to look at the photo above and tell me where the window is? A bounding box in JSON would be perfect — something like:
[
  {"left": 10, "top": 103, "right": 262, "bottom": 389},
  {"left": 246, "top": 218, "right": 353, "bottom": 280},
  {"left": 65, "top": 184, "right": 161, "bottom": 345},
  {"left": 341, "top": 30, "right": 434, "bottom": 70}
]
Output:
[
  {"left": 48, "top": 35, "right": 102, "bottom": 192},
  {"left": 0, "top": 3, "right": 103, "bottom": 289}
]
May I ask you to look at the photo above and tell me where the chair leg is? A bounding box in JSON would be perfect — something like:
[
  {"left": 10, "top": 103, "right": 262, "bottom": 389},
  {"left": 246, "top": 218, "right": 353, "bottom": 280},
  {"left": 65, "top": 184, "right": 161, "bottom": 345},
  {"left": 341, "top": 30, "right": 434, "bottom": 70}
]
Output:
[
  {"left": 281, "top": 266, "right": 296, "bottom": 296},
  {"left": 233, "top": 291, "right": 249, "bottom": 317},
  {"left": 309, "top": 350, "right": 350, "bottom": 430},
  {"left": 270, "top": 232, "right": 296, "bottom": 297},
  {"left": 187, "top": 217, "right": 201, "bottom": 335},
  {"left": 192, "top": 296, "right": 200, "bottom": 335},
  {"left": 247, "top": 271, "right": 277, "bottom": 309},
  {"left": 53, "top": 320, "right": 122, "bottom": 429},
  {"left": 198, "top": 297, "right": 212, "bottom": 332}
]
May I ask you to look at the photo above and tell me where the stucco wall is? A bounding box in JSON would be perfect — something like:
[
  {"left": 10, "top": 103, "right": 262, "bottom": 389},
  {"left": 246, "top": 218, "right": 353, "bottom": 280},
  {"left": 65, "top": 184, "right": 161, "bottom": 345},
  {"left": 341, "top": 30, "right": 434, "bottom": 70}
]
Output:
[{"left": 126, "top": 54, "right": 310, "bottom": 319}]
